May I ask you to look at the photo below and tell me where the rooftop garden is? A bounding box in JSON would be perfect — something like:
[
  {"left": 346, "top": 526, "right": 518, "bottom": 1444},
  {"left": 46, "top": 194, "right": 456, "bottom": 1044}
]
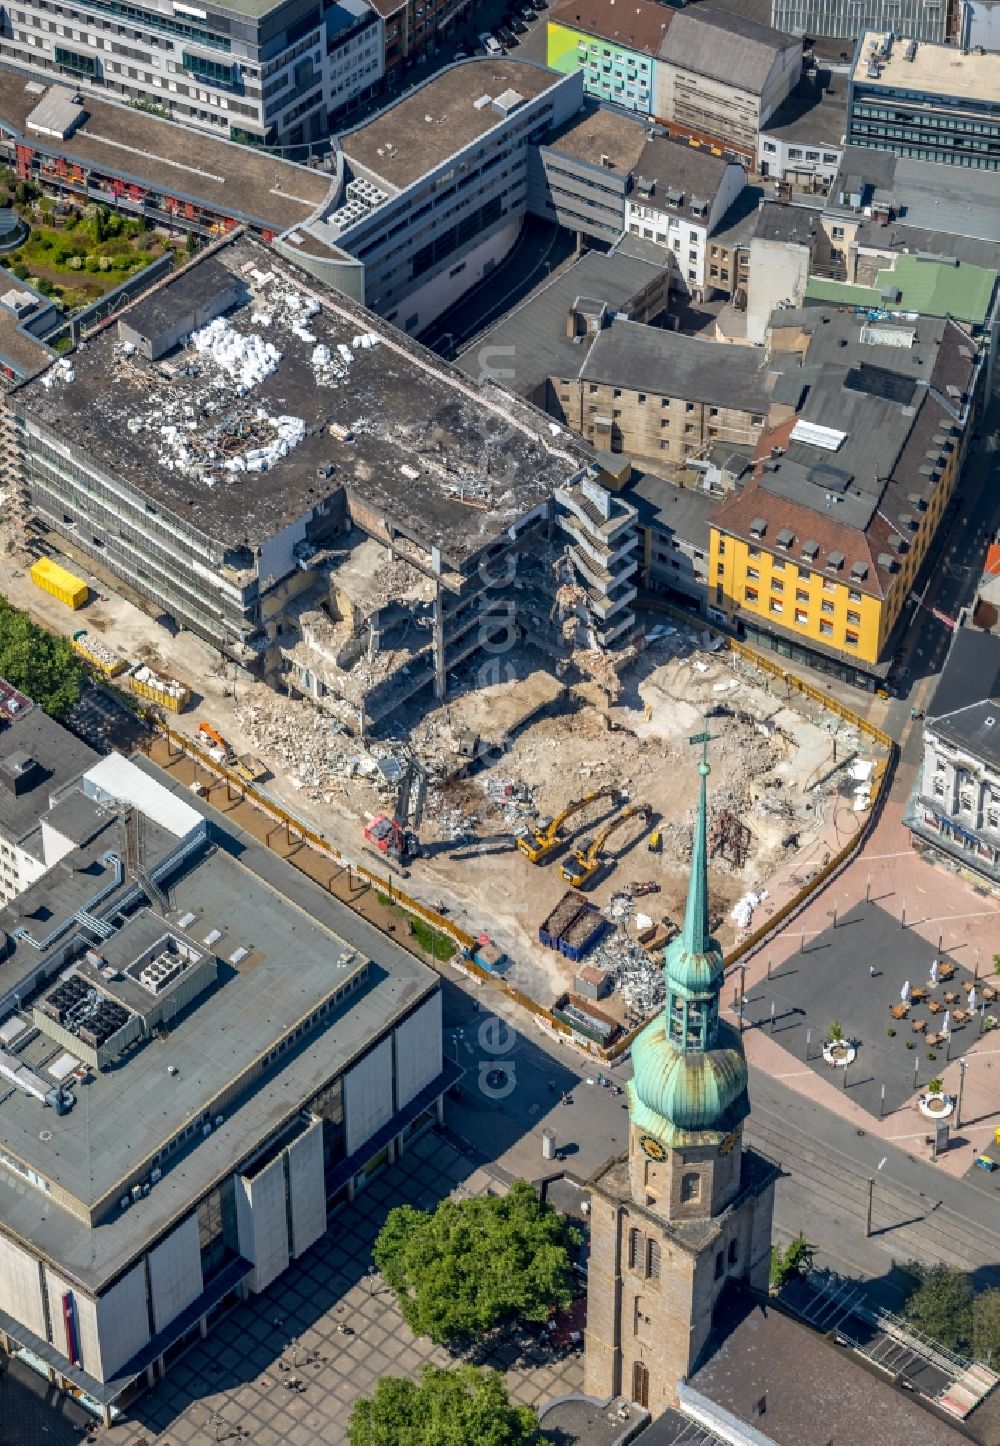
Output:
[{"left": 0, "top": 172, "right": 182, "bottom": 310}]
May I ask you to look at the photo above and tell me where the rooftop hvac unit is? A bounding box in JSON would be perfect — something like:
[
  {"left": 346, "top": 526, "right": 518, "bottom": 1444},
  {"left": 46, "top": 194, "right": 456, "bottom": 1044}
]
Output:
[
  {"left": 202, "top": 1121, "right": 212, "bottom": 1136},
  {"left": 150, "top": 1167, "right": 162, "bottom": 1183},
  {"left": 214, "top": 1114, "right": 223, "bottom": 1127},
  {"left": 131, "top": 1184, "right": 142, "bottom": 1202},
  {"left": 120, "top": 1195, "right": 130, "bottom": 1210}
]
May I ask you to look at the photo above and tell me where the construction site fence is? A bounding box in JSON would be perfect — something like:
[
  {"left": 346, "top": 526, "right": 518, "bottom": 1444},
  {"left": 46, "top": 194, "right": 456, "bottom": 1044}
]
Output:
[
  {"left": 150, "top": 597, "right": 898, "bottom": 1066},
  {"left": 151, "top": 722, "right": 478, "bottom": 952},
  {"left": 599, "top": 601, "right": 898, "bottom": 1063}
]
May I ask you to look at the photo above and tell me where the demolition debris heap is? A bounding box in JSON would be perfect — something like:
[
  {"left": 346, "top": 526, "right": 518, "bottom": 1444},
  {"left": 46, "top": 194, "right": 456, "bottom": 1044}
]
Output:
[{"left": 13, "top": 233, "right": 605, "bottom": 733}]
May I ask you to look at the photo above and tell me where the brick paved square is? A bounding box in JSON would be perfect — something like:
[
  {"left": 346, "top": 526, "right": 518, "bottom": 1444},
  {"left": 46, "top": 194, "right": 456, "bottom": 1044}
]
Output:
[
  {"left": 742, "top": 901, "right": 986, "bottom": 1114},
  {"left": 103, "top": 1131, "right": 582, "bottom": 1445}
]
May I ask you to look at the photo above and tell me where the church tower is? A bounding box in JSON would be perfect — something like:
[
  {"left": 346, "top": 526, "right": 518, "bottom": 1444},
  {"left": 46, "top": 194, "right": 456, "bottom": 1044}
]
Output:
[{"left": 584, "top": 738, "right": 776, "bottom": 1415}]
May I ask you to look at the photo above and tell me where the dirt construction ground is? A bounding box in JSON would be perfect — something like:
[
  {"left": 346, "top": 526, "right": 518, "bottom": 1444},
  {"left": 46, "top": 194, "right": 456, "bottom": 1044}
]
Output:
[{"left": 0, "top": 540, "right": 885, "bottom": 1026}]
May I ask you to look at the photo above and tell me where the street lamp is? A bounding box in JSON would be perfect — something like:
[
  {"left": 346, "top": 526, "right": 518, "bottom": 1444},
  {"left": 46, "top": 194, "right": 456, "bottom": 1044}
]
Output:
[
  {"left": 956, "top": 1058, "right": 969, "bottom": 1129},
  {"left": 865, "top": 1156, "right": 887, "bottom": 1238}
]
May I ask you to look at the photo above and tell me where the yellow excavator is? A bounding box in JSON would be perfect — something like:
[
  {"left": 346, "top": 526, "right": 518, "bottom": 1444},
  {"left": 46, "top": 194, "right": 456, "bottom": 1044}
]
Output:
[
  {"left": 516, "top": 787, "right": 620, "bottom": 865},
  {"left": 559, "top": 803, "right": 653, "bottom": 889}
]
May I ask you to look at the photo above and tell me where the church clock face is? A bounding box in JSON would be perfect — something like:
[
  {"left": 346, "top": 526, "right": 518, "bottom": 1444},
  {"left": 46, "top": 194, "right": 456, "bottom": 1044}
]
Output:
[
  {"left": 717, "top": 1129, "right": 739, "bottom": 1158},
  {"left": 639, "top": 1134, "right": 667, "bottom": 1162}
]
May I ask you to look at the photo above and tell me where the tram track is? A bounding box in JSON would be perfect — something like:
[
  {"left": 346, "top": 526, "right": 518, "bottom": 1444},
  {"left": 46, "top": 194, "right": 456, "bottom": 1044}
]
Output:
[{"left": 746, "top": 1105, "right": 1000, "bottom": 1282}]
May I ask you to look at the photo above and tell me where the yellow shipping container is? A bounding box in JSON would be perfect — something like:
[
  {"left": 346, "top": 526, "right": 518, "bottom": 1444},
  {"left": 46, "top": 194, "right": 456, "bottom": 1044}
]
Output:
[
  {"left": 127, "top": 664, "right": 191, "bottom": 714},
  {"left": 30, "top": 557, "right": 88, "bottom": 610}
]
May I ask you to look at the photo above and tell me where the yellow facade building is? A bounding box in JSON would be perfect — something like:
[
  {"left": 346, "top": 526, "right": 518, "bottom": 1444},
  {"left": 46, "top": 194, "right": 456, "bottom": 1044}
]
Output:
[{"left": 707, "top": 311, "right": 978, "bottom": 684}]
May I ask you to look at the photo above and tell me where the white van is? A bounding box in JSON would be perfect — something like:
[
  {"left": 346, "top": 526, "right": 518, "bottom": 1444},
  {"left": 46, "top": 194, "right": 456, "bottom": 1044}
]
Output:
[{"left": 479, "top": 32, "right": 505, "bottom": 56}]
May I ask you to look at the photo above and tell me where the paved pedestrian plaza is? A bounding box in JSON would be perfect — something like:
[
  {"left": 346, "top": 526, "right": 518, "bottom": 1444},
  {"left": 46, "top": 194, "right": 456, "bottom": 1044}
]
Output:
[
  {"left": 741, "top": 900, "right": 990, "bottom": 1116},
  {"left": 105, "top": 1129, "right": 582, "bottom": 1446}
]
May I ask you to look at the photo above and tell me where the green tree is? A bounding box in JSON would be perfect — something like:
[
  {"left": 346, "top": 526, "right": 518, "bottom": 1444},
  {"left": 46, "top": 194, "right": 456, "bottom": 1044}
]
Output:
[
  {"left": 348, "top": 1364, "right": 550, "bottom": 1446},
  {"left": 373, "top": 1180, "right": 576, "bottom": 1345},
  {"left": 973, "top": 1288, "right": 1000, "bottom": 1367},
  {"left": 769, "top": 1232, "right": 815, "bottom": 1292},
  {"left": 903, "top": 1262, "right": 974, "bottom": 1353},
  {"left": 0, "top": 597, "right": 83, "bottom": 718}
]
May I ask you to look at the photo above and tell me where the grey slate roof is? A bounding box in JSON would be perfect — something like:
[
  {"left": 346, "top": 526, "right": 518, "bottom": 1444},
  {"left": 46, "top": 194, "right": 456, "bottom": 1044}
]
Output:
[
  {"left": 0, "top": 707, "right": 98, "bottom": 845},
  {"left": 690, "top": 1288, "right": 968, "bottom": 1446},
  {"left": 829, "top": 147, "right": 1000, "bottom": 253},
  {"left": 753, "top": 199, "right": 820, "bottom": 245},
  {"left": 579, "top": 318, "right": 770, "bottom": 412},
  {"left": 927, "top": 628, "right": 1000, "bottom": 771},
  {"left": 455, "top": 246, "right": 668, "bottom": 397},
  {"left": 632, "top": 136, "right": 739, "bottom": 223},
  {"left": 760, "top": 66, "right": 848, "bottom": 148},
  {"left": 659, "top": 7, "right": 798, "bottom": 94},
  {"left": 626, "top": 471, "right": 717, "bottom": 550}
]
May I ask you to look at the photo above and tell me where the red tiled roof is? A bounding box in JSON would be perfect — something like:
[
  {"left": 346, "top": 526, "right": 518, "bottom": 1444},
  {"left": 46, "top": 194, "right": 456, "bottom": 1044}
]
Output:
[
  {"left": 549, "top": 0, "right": 675, "bottom": 56},
  {"left": 714, "top": 418, "right": 888, "bottom": 599}
]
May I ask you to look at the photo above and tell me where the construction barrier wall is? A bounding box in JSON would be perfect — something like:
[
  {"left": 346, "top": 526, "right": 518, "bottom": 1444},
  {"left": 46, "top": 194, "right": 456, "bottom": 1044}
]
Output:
[{"left": 149, "top": 599, "right": 897, "bottom": 1065}]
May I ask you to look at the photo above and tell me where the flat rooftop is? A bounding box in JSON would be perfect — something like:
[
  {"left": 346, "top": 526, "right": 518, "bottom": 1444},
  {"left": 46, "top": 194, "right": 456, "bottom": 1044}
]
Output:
[
  {"left": 0, "top": 757, "right": 436, "bottom": 1290},
  {"left": 760, "top": 66, "right": 848, "bottom": 149},
  {"left": 340, "top": 59, "right": 562, "bottom": 192},
  {"left": 805, "top": 252, "right": 997, "bottom": 326},
  {"left": 542, "top": 102, "right": 647, "bottom": 173},
  {"left": 853, "top": 31, "right": 1000, "bottom": 104},
  {"left": 830, "top": 148, "right": 1000, "bottom": 251},
  {"left": 15, "top": 233, "right": 584, "bottom": 570},
  {"left": 0, "top": 64, "right": 334, "bottom": 235},
  {"left": 0, "top": 705, "right": 98, "bottom": 844},
  {"left": 0, "top": 277, "right": 57, "bottom": 380}
]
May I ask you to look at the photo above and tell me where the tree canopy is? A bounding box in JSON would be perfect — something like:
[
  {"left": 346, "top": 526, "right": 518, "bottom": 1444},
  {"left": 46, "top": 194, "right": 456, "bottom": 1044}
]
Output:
[
  {"left": 373, "top": 1180, "right": 576, "bottom": 1345},
  {"left": 769, "top": 1233, "right": 815, "bottom": 1292},
  {"left": 903, "top": 1262, "right": 974, "bottom": 1353},
  {"left": 0, "top": 596, "right": 82, "bottom": 718},
  {"left": 973, "top": 1288, "right": 1000, "bottom": 1368},
  {"left": 348, "top": 1364, "right": 550, "bottom": 1446}
]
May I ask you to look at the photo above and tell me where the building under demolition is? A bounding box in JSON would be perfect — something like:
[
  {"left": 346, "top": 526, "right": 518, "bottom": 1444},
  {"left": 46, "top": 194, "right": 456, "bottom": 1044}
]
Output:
[{"left": 9, "top": 232, "right": 634, "bottom": 734}]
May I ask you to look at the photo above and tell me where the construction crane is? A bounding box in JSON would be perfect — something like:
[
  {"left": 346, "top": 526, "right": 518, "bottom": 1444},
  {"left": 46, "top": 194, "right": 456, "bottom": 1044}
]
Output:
[
  {"left": 363, "top": 756, "right": 429, "bottom": 873},
  {"left": 559, "top": 803, "right": 653, "bottom": 889},
  {"left": 516, "top": 787, "right": 620, "bottom": 865}
]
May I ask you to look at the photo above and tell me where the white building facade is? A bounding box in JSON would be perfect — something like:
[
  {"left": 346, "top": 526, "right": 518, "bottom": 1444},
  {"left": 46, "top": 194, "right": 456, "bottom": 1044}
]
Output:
[{"left": 625, "top": 160, "right": 745, "bottom": 300}]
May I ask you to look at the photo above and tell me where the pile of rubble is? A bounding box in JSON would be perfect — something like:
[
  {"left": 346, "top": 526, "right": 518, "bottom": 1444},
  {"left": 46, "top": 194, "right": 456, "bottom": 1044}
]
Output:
[{"left": 587, "top": 916, "right": 666, "bottom": 1018}]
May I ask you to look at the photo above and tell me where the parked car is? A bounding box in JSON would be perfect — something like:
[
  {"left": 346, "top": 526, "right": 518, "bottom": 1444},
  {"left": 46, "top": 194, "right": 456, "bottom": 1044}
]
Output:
[
  {"left": 521, "top": 3, "right": 537, "bottom": 18},
  {"left": 479, "top": 31, "right": 504, "bottom": 55},
  {"left": 531, "top": 0, "right": 547, "bottom": 11},
  {"left": 496, "top": 22, "right": 517, "bottom": 45},
  {"left": 506, "top": 13, "right": 528, "bottom": 32}
]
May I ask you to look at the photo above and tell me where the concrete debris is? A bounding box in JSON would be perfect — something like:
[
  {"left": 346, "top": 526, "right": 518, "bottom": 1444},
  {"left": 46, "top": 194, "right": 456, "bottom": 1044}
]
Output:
[
  {"left": 730, "top": 889, "right": 766, "bottom": 930},
  {"left": 588, "top": 926, "right": 665, "bottom": 1015}
]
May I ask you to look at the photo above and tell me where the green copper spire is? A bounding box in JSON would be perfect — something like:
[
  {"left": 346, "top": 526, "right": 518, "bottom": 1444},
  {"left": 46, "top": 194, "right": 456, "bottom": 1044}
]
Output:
[
  {"left": 681, "top": 752, "right": 713, "bottom": 961},
  {"left": 626, "top": 730, "right": 749, "bottom": 1145}
]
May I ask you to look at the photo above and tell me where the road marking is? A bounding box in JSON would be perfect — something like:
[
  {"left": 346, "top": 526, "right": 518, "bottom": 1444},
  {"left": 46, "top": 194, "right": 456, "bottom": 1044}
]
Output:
[{"left": 774, "top": 1070, "right": 815, "bottom": 1079}]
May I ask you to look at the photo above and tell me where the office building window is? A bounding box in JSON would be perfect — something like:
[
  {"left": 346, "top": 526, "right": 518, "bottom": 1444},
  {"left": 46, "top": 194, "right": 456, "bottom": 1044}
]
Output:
[{"left": 197, "top": 1178, "right": 239, "bottom": 1282}]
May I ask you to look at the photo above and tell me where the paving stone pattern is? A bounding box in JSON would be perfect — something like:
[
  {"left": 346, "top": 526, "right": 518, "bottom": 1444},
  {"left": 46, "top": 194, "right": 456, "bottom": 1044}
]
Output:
[{"left": 105, "top": 1131, "right": 582, "bottom": 1445}]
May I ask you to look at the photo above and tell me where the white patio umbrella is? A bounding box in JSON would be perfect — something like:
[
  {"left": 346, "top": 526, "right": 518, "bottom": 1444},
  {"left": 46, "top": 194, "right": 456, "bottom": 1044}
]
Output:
[{"left": 900, "top": 980, "right": 911, "bottom": 1003}]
